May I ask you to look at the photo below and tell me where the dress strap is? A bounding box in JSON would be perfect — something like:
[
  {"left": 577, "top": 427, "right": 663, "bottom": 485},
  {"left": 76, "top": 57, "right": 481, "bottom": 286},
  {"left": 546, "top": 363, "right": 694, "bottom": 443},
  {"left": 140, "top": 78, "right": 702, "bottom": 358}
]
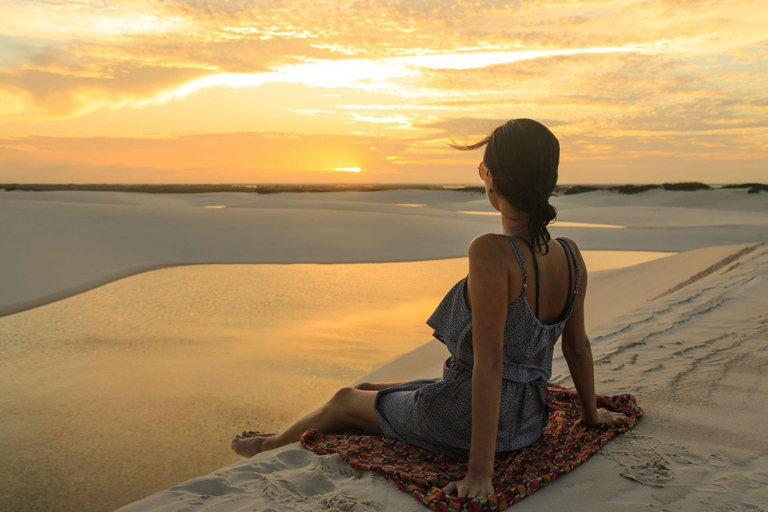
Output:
[
  {"left": 555, "top": 238, "right": 574, "bottom": 319},
  {"left": 511, "top": 235, "right": 540, "bottom": 319},
  {"left": 556, "top": 238, "right": 581, "bottom": 316},
  {"left": 502, "top": 235, "right": 528, "bottom": 295}
]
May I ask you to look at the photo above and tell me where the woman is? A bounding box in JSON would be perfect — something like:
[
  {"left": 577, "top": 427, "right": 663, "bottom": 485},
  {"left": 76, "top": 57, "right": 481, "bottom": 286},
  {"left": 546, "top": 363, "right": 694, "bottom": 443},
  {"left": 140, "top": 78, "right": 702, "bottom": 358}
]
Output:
[{"left": 231, "top": 118, "right": 628, "bottom": 498}]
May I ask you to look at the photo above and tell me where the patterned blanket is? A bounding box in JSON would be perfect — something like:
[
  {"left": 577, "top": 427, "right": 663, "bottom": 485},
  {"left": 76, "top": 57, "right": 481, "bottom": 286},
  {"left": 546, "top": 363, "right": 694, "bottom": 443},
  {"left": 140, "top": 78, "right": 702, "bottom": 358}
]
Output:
[{"left": 300, "top": 382, "right": 643, "bottom": 511}]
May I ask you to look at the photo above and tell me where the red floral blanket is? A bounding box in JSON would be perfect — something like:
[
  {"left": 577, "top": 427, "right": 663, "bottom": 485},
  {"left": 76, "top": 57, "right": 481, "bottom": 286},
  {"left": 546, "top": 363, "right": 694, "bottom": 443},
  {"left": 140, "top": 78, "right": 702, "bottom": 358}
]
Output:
[{"left": 300, "top": 382, "right": 643, "bottom": 511}]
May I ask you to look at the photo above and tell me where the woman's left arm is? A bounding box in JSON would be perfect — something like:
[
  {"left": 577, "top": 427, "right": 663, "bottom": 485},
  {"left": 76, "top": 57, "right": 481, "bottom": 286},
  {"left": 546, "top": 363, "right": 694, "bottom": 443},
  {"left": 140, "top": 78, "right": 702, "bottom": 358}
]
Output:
[
  {"left": 468, "top": 362, "right": 503, "bottom": 476},
  {"left": 442, "top": 234, "right": 508, "bottom": 498}
]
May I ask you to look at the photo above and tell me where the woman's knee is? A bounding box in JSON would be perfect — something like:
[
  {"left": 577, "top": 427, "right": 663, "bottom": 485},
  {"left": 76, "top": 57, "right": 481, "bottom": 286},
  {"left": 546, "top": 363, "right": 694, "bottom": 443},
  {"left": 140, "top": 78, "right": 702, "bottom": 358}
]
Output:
[
  {"left": 328, "top": 386, "right": 357, "bottom": 412},
  {"left": 354, "top": 381, "right": 373, "bottom": 390}
]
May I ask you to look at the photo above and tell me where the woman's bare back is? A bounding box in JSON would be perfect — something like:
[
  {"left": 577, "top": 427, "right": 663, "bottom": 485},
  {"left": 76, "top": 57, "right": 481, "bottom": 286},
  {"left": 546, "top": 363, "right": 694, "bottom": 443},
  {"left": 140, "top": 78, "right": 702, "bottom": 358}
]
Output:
[{"left": 463, "top": 234, "right": 578, "bottom": 326}]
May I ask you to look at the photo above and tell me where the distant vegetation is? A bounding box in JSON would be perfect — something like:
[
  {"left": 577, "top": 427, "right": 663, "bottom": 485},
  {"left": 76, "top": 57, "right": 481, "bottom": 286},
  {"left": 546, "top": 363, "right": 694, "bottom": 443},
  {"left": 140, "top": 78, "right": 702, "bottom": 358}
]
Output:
[
  {"left": 0, "top": 183, "right": 465, "bottom": 194},
  {"left": 607, "top": 184, "right": 662, "bottom": 194},
  {"left": 559, "top": 182, "right": 766, "bottom": 195},
  {"left": 1, "top": 182, "right": 765, "bottom": 195},
  {"left": 561, "top": 185, "right": 599, "bottom": 195},
  {"left": 720, "top": 183, "right": 768, "bottom": 194},
  {"left": 662, "top": 182, "right": 710, "bottom": 191}
]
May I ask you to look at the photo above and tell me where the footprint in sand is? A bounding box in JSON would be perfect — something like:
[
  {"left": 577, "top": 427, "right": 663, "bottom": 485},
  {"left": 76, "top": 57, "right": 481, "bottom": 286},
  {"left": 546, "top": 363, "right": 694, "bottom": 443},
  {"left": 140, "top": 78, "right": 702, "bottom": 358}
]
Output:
[{"left": 620, "top": 456, "right": 674, "bottom": 487}]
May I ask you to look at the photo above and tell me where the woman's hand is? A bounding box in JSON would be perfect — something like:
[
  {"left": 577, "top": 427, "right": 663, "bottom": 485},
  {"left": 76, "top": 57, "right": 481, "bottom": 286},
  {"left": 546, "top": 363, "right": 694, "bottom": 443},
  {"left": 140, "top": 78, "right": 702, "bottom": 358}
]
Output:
[
  {"left": 442, "top": 471, "right": 495, "bottom": 498},
  {"left": 584, "top": 407, "right": 629, "bottom": 428}
]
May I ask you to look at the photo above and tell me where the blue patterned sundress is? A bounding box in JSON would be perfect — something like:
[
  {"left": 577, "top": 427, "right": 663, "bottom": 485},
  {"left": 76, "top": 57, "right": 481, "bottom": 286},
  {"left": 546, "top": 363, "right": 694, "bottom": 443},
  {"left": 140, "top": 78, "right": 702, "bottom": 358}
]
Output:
[{"left": 373, "top": 234, "right": 581, "bottom": 459}]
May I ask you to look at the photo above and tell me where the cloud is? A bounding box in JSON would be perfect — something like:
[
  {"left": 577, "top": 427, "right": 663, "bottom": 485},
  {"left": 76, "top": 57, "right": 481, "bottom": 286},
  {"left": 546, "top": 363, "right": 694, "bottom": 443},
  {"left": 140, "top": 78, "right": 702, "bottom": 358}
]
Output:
[{"left": 0, "top": 0, "right": 766, "bottom": 183}]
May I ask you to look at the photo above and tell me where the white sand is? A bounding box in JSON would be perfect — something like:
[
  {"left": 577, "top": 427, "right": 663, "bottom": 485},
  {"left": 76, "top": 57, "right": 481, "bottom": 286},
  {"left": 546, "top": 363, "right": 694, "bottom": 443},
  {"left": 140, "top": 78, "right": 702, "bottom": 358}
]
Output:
[
  {"left": 2, "top": 187, "right": 767, "bottom": 317},
  {"left": 2, "top": 187, "right": 767, "bottom": 511},
  {"left": 115, "top": 240, "right": 768, "bottom": 512}
]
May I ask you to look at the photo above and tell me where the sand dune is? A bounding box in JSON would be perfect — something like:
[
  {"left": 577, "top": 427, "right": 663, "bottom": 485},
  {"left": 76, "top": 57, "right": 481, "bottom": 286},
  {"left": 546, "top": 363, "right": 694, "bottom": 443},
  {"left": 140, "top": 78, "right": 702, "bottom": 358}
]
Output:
[
  {"left": 117, "top": 240, "right": 768, "bottom": 512},
  {"left": 2, "top": 188, "right": 766, "bottom": 317}
]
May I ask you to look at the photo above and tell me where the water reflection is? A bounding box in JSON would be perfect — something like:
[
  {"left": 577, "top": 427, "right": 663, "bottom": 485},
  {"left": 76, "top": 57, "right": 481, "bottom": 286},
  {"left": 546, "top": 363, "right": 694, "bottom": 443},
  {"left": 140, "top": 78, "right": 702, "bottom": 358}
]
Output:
[
  {"left": 456, "top": 211, "right": 626, "bottom": 228},
  {"left": 583, "top": 250, "right": 673, "bottom": 270}
]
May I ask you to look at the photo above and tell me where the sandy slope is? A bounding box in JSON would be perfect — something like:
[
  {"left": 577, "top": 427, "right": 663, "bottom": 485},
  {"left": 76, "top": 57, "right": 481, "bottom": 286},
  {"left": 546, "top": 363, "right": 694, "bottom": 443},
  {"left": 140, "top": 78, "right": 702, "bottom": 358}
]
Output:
[
  {"left": 2, "top": 188, "right": 767, "bottom": 317},
  {"left": 117, "top": 241, "right": 768, "bottom": 512}
]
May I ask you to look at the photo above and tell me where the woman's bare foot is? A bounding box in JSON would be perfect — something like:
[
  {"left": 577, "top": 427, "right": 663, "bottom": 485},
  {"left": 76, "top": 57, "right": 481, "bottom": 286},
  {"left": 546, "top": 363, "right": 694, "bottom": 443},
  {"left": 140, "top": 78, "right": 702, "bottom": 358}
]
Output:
[
  {"left": 231, "top": 433, "right": 275, "bottom": 457},
  {"left": 240, "top": 430, "right": 277, "bottom": 438}
]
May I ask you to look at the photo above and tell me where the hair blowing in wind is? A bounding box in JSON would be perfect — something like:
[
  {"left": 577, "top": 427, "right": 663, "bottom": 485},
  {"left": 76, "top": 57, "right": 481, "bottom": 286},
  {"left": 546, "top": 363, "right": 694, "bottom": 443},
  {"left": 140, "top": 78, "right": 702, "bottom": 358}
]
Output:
[{"left": 449, "top": 119, "right": 560, "bottom": 255}]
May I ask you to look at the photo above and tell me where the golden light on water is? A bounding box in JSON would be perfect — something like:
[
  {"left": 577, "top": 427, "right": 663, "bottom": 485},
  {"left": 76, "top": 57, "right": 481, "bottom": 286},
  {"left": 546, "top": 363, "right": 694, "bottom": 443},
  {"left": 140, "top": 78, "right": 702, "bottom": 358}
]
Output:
[{"left": 455, "top": 212, "right": 626, "bottom": 229}]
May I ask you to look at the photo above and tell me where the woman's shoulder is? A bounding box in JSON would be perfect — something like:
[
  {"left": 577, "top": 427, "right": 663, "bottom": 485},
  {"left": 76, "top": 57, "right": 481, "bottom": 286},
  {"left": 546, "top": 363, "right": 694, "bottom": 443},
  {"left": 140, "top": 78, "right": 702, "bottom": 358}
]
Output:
[
  {"left": 467, "top": 233, "right": 515, "bottom": 279},
  {"left": 556, "top": 235, "right": 578, "bottom": 251},
  {"left": 556, "top": 236, "right": 587, "bottom": 276},
  {"left": 467, "top": 233, "right": 512, "bottom": 256}
]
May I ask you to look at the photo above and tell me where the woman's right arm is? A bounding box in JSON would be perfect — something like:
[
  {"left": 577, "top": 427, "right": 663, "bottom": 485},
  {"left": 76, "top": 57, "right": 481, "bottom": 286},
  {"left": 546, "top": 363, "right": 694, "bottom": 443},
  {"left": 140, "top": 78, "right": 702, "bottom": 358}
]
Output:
[
  {"left": 560, "top": 238, "right": 629, "bottom": 427},
  {"left": 559, "top": 237, "right": 601, "bottom": 426},
  {"left": 563, "top": 337, "right": 600, "bottom": 426}
]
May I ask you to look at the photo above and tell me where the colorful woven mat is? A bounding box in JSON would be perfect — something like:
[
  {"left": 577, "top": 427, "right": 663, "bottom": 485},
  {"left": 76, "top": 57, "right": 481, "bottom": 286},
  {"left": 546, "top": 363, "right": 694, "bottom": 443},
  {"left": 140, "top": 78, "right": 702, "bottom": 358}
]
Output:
[{"left": 300, "top": 382, "right": 643, "bottom": 512}]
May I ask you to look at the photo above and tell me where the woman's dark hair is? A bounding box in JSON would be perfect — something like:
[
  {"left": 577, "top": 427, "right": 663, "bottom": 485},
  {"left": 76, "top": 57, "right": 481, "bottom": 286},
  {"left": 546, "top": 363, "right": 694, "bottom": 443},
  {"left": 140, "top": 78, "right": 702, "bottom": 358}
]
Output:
[{"left": 448, "top": 118, "right": 560, "bottom": 255}]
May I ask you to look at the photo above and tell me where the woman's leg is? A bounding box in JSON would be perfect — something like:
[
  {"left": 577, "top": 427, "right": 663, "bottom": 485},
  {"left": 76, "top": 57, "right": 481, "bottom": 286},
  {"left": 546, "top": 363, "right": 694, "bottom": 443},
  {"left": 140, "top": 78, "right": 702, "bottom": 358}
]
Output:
[
  {"left": 240, "top": 430, "right": 277, "bottom": 438},
  {"left": 231, "top": 386, "right": 384, "bottom": 458},
  {"left": 354, "top": 380, "right": 411, "bottom": 391}
]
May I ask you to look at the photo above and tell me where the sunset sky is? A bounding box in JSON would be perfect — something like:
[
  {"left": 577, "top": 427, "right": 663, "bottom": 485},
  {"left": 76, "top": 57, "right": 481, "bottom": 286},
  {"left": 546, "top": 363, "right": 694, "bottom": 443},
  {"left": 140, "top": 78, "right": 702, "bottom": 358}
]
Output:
[{"left": 0, "top": 0, "right": 766, "bottom": 184}]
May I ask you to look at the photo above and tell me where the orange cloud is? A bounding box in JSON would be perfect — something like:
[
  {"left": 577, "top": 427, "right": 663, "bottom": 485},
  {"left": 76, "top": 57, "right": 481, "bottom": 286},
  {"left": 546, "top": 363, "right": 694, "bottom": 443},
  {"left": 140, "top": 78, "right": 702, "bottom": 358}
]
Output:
[{"left": 0, "top": 0, "right": 765, "bottom": 183}]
